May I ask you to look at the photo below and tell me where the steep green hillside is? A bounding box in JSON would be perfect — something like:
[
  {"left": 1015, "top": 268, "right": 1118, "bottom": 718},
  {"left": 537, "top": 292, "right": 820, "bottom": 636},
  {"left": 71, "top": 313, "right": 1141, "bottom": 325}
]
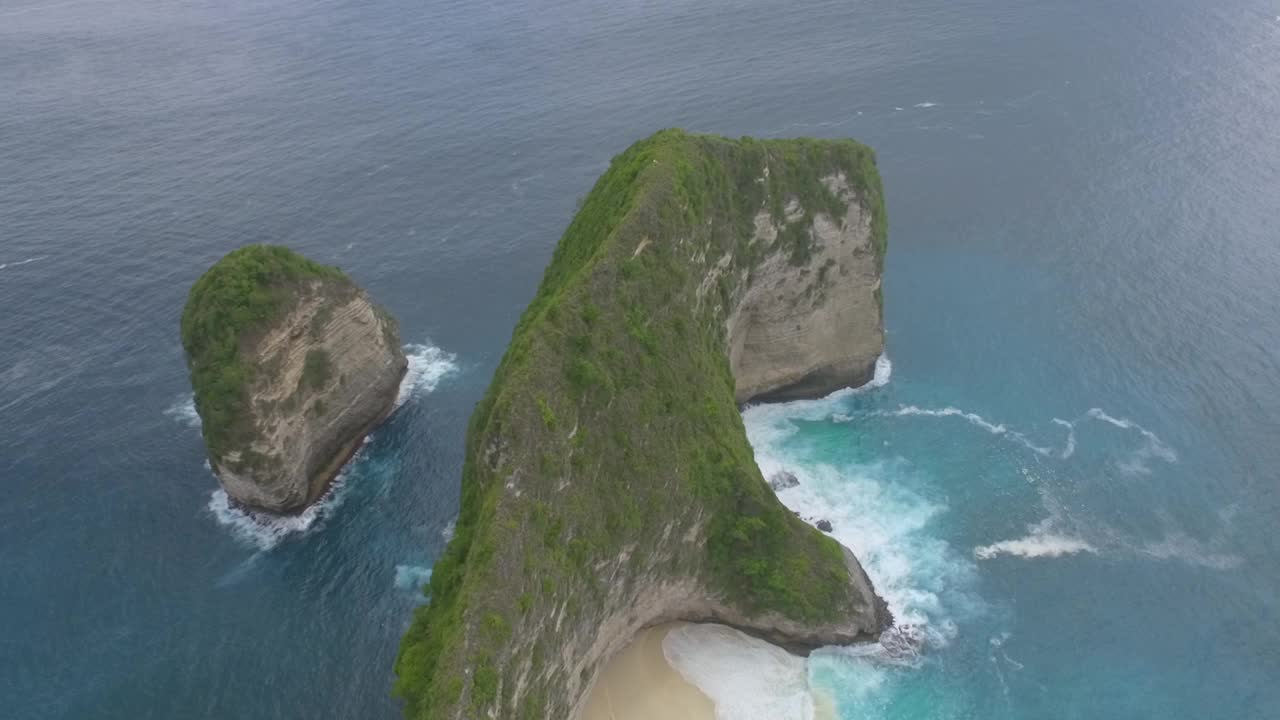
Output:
[{"left": 395, "top": 130, "right": 888, "bottom": 720}]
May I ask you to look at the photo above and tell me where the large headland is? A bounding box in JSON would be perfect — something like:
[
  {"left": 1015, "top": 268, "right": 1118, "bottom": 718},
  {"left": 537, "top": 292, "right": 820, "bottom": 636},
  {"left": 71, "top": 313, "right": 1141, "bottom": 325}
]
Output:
[{"left": 394, "top": 129, "right": 891, "bottom": 719}]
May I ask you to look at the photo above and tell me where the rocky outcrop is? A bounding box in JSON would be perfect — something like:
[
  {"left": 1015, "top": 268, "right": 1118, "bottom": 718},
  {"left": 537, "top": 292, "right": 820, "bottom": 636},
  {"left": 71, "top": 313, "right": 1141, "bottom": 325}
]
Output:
[
  {"left": 768, "top": 470, "right": 800, "bottom": 491},
  {"left": 181, "top": 245, "right": 406, "bottom": 514},
  {"left": 394, "top": 131, "right": 889, "bottom": 720}
]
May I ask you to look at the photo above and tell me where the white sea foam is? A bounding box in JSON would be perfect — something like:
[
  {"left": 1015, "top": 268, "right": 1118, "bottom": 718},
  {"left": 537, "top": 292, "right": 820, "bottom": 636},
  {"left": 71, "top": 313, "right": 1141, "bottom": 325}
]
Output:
[
  {"left": 976, "top": 487, "right": 1096, "bottom": 561},
  {"left": 0, "top": 255, "right": 46, "bottom": 270},
  {"left": 395, "top": 342, "right": 459, "bottom": 409},
  {"left": 1052, "top": 418, "right": 1076, "bottom": 459},
  {"left": 164, "top": 395, "right": 201, "bottom": 428},
  {"left": 441, "top": 519, "right": 457, "bottom": 541},
  {"left": 207, "top": 454, "right": 360, "bottom": 550},
  {"left": 743, "top": 354, "right": 891, "bottom": 424},
  {"left": 664, "top": 624, "right": 816, "bottom": 720},
  {"left": 974, "top": 532, "right": 1096, "bottom": 560},
  {"left": 1084, "top": 408, "right": 1177, "bottom": 474},
  {"left": 914, "top": 102, "right": 939, "bottom": 108},
  {"left": 702, "top": 394, "right": 983, "bottom": 719},
  {"left": 744, "top": 395, "right": 978, "bottom": 655},
  {"left": 198, "top": 342, "right": 457, "bottom": 548},
  {"left": 878, "top": 405, "right": 1056, "bottom": 456},
  {"left": 394, "top": 564, "right": 433, "bottom": 591},
  {"left": 975, "top": 478, "right": 1240, "bottom": 571}
]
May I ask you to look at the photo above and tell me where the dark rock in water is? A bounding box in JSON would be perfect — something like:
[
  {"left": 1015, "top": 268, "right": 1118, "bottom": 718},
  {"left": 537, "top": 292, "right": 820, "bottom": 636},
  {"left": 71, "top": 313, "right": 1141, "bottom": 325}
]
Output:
[
  {"left": 768, "top": 471, "right": 800, "bottom": 491},
  {"left": 817, "top": 519, "right": 834, "bottom": 532}
]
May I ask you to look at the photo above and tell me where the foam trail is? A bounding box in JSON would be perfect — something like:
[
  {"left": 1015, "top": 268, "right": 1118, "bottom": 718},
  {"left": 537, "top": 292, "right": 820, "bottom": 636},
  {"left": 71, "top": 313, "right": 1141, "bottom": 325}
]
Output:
[
  {"left": 0, "top": 255, "right": 46, "bottom": 270},
  {"left": 394, "top": 564, "right": 433, "bottom": 591},
  {"left": 395, "top": 342, "right": 459, "bottom": 409},
  {"left": 1138, "top": 531, "right": 1243, "bottom": 570},
  {"left": 1052, "top": 418, "right": 1076, "bottom": 458},
  {"left": 664, "top": 624, "right": 815, "bottom": 720},
  {"left": 975, "top": 533, "right": 1096, "bottom": 560},
  {"left": 165, "top": 395, "right": 201, "bottom": 428},
  {"left": 884, "top": 406, "right": 1056, "bottom": 456},
  {"left": 914, "top": 102, "right": 939, "bottom": 108},
  {"left": 1084, "top": 408, "right": 1177, "bottom": 474},
  {"left": 216, "top": 552, "right": 266, "bottom": 587}
]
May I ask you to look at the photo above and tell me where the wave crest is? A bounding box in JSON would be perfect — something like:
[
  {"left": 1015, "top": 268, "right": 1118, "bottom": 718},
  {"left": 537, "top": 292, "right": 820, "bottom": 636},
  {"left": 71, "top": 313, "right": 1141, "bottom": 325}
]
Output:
[{"left": 395, "top": 342, "right": 459, "bottom": 408}]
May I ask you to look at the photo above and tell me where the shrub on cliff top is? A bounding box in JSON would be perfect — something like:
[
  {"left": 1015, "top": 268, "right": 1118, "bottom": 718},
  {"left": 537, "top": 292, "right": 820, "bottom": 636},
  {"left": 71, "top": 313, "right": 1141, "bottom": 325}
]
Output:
[{"left": 180, "top": 244, "right": 346, "bottom": 460}]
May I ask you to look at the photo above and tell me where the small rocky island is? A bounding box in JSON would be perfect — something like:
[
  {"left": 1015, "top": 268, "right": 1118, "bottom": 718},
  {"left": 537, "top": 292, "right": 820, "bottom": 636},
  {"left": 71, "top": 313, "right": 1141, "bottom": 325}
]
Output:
[
  {"left": 395, "top": 131, "right": 890, "bottom": 719},
  {"left": 181, "top": 245, "right": 406, "bottom": 514}
]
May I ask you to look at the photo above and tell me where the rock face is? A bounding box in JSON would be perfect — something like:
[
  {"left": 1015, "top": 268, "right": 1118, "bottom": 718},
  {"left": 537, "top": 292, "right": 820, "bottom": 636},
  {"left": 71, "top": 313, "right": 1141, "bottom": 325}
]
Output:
[
  {"left": 728, "top": 175, "right": 884, "bottom": 403},
  {"left": 394, "top": 131, "right": 890, "bottom": 720},
  {"left": 181, "top": 245, "right": 406, "bottom": 514}
]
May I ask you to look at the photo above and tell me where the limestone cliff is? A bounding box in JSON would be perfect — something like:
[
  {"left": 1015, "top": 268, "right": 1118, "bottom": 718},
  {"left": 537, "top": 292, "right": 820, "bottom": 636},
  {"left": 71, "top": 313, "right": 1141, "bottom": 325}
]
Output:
[
  {"left": 394, "top": 131, "right": 890, "bottom": 720},
  {"left": 728, "top": 172, "right": 884, "bottom": 403},
  {"left": 181, "top": 245, "right": 407, "bottom": 514}
]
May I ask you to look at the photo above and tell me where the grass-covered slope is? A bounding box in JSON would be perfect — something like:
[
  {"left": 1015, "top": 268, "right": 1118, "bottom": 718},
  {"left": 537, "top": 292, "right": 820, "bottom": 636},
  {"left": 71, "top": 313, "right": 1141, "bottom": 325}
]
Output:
[
  {"left": 394, "top": 130, "right": 887, "bottom": 720},
  {"left": 180, "top": 244, "right": 347, "bottom": 461}
]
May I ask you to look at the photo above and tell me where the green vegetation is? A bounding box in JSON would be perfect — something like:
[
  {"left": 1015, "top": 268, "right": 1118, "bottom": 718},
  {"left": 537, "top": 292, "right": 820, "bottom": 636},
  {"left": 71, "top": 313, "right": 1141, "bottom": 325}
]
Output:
[
  {"left": 180, "top": 245, "right": 347, "bottom": 461},
  {"left": 393, "top": 130, "right": 886, "bottom": 719}
]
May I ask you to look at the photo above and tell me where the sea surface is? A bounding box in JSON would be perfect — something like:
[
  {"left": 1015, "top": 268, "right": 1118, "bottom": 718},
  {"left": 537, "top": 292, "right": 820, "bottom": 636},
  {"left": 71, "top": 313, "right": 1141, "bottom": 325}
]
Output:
[{"left": 2, "top": 0, "right": 1278, "bottom": 717}]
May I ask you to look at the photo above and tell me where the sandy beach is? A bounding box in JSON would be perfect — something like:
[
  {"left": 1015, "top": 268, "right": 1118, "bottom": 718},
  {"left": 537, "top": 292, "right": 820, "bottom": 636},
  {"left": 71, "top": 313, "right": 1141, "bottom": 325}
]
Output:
[{"left": 580, "top": 623, "right": 716, "bottom": 720}]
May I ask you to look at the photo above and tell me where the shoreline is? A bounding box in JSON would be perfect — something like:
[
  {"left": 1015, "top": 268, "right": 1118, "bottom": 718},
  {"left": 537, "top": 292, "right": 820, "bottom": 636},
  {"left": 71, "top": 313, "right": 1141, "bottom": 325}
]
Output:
[{"left": 580, "top": 622, "right": 716, "bottom": 720}]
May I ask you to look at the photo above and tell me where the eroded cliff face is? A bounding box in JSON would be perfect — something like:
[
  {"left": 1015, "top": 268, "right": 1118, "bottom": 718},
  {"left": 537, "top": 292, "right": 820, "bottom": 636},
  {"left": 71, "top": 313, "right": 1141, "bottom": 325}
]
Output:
[
  {"left": 214, "top": 282, "right": 406, "bottom": 512},
  {"left": 727, "top": 173, "right": 883, "bottom": 403},
  {"left": 182, "top": 246, "right": 406, "bottom": 515},
  {"left": 394, "top": 131, "right": 889, "bottom": 720}
]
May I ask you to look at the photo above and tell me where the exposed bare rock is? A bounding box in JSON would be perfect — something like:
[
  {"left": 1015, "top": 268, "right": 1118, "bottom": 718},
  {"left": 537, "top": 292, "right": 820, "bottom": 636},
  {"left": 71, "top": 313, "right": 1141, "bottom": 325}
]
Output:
[
  {"left": 769, "top": 470, "right": 801, "bottom": 491},
  {"left": 728, "top": 173, "right": 884, "bottom": 404}
]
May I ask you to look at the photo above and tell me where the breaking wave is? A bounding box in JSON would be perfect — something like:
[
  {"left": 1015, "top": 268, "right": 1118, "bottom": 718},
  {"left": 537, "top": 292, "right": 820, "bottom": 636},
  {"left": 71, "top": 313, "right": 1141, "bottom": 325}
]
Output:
[
  {"left": 206, "top": 445, "right": 365, "bottom": 551},
  {"left": 975, "top": 533, "right": 1097, "bottom": 560},
  {"left": 394, "top": 564, "right": 433, "bottom": 591},
  {"left": 744, "top": 390, "right": 981, "bottom": 656},
  {"left": 164, "top": 395, "right": 201, "bottom": 428},
  {"left": 395, "top": 342, "right": 459, "bottom": 408},
  {"left": 665, "top": 624, "right": 818, "bottom": 720}
]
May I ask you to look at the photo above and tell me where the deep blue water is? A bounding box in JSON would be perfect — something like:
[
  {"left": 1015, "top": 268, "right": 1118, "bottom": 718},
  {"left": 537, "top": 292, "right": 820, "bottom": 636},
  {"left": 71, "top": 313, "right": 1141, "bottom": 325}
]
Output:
[{"left": 2, "top": 0, "right": 1279, "bottom": 717}]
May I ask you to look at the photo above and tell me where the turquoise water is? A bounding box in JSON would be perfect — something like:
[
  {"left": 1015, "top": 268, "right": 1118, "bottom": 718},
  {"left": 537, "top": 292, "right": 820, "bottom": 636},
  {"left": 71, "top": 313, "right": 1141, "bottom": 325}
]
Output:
[{"left": 2, "top": 0, "right": 1279, "bottom": 717}]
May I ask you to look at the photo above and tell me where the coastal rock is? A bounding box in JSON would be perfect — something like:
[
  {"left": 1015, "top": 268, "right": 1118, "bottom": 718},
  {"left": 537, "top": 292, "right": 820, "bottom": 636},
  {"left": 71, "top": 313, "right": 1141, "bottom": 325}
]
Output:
[
  {"left": 768, "top": 470, "right": 800, "bottom": 491},
  {"left": 394, "top": 131, "right": 890, "bottom": 720},
  {"left": 728, "top": 174, "right": 883, "bottom": 403},
  {"left": 817, "top": 519, "right": 834, "bottom": 532},
  {"left": 181, "top": 245, "right": 406, "bottom": 514}
]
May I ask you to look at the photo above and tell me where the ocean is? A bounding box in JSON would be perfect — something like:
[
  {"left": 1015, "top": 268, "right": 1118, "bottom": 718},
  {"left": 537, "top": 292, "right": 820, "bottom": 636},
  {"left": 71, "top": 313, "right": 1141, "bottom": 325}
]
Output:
[{"left": 2, "top": 0, "right": 1278, "bottom": 717}]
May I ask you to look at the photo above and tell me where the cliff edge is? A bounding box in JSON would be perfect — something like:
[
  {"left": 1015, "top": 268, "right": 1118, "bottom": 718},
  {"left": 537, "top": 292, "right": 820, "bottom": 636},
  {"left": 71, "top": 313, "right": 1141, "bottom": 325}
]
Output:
[
  {"left": 181, "top": 245, "right": 407, "bottom": 513},
  {"left": 394, "top": 131, "right": 890, "bottom": 720}
]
